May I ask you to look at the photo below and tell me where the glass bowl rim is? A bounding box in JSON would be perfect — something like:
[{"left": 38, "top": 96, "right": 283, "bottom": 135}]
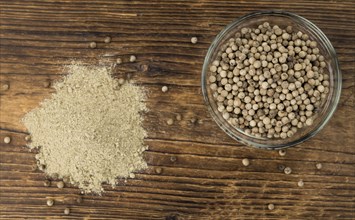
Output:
[{"left": 201, "top": 10, "right": 342, "bottom": 150}]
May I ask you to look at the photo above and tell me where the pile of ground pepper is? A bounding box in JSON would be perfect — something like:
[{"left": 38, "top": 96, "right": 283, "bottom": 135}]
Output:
[{"left": 22, "top": 62, "right": 148, "bottom": 194}]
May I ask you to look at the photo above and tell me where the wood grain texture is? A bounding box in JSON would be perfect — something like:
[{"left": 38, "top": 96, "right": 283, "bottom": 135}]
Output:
[{"left": 1, "top": 0, "right": 354, "bottom": 219}]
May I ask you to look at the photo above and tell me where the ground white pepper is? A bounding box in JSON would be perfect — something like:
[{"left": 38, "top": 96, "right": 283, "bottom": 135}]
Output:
[
  {"left": 191, "top": 37, "right": 198, "bottom": 44},
  {"left": 22, "top": 62, "right": 148, "bottom": 194},
  {"left": 208, "top": 22, "right": 330, "bottom": 139},
  {"left": 51, "top": 173, "right": 59, "bottom": 180}
]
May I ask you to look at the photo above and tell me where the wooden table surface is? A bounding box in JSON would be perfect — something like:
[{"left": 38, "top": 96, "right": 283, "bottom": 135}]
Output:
[{"left": 1, "top": 0, "right": 354, "bottom": 219}]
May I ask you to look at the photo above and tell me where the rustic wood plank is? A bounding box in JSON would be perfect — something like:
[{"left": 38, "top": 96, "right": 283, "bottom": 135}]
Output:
[{"left": 1, "top": 0, "right": 354, "bottom": 219}]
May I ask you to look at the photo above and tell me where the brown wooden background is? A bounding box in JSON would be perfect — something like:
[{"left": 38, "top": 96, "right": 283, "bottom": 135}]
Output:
[{"left": 1, "top": 0, "right": 354, "bottom": 219}]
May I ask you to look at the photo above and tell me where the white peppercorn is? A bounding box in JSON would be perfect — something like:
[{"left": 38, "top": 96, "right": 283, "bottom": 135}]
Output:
[
  {"left": 242, "top": 158, "right": 250, "bottom": 166},
  {"left": 162, "top": 86, "right": 168, "bottom": 93},
  {"left": 167, "top": 119, "right": 174, "bottom": 125},
  {"left": 25, "top": 135, "right": 31, "bottom": 142},
  {"left": 129, "top": 55, "right": 136, "bottom": 62},
  {"left": 208, "top": 22, "right": 330, "bottom": 139},
  {"left": 278, "top": 149, "right": 286, "bottom": 156},
  {"left": 89, "top": 42, "right": 96, "bottom": 49},
  {"left": 64, "top": 208, "right": 70, "bottom": 215},
  {"left": 4, "top": 136, "right": 11, "bottom": 144},
  {"left": 57, "top": 181, "right": 65, "bottom": 189},
  {"left": 104, "top": 36, "right": 111, "bottom": 43},
  {"left": 222, "top": 112, "right": 230, "bottom": 120},
  {"left": 191, "top": 37, "right": 197, "bottom": 44},
  {"left": 305, "top": 118, "right": 313, "bottom": 126},
  {"left": 268, "top": 203, "right": 275, "bottom": 210},
  {"left": 284, "top": 167, "right": 292, "bottom": 174},
  {"left": 297, "top": 180, "right": 304, "bottom": 187},
  {"left": 316, "top": 163, "right": 322, "bottom": 169},
  {"left": 47, "top": 199, "right": 54, "bottom": 207}
]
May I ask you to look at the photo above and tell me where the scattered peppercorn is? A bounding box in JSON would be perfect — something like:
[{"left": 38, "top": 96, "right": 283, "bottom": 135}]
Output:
[
  {"left": 3, "top": 136, "right": 11, "bottom": 144},
  {"left": 25, "top": 135, "right": 31, "bottom": 142},
  {"left": 129, "top": 173, "right": 135, "bottom": 178},
  {"left": 31, "top": 164, "right": 37, "bottom": 171},
  {"left": 104, "top": 36, "right": 111, "bottom": 43},
  {"left": 208, "top": 22, "right": 330, "bottom": 139},
  {"left": 191, "top": 37, "right": 198, "bottom": 44},
  {"left": 64, "top": 207, "right": 70, "bottom": 215},
  {"left": 268, "top": 203, "right": 275, "bottom": 210},
  {"left": 242, "top": 158, "right": 250, "bottom": 166},
  {"left": 176, "top": 114, "right": 182, "bottom": 121},
  {"left": 167, "top": 119, "right": 174, "bottom": 125},
  {"left": 284, "top": 167, "right": 292, "bottom": 174},
  {"left": 38, "top": 164, "right": 46, "bottom": 171},
  {"left": 190, "top": 118, "right": 197, "bottom": 124},
  {"left": 57, "top": 181, "right": 65, "bottom": 188},
  {"left": 89, "top": 42, "right": 97, "bottom": 49},
  {"left": 46, "top": 199, "right": 54, "bottom": 207},
  {"left": 316, "top": 163, "right": 322, "bottom": 169},
  {"left": 155, "top": 167, "right": 163, "bottom": 174},
  {"left": 162, "top": 86, "right": 168, "bottom": 93},
  {"left": 116, "top": 58, "right": 122, "bottom": 64},
  {"left": 43, "top": 80, "right": 51, "bottom": 88},
  {"left": 170, "top": 156, "right": 177, "bottom": 162},
  {"left": 297, "top": 179, "right": 304, "bottom": 187},
  {"left": 118, "top": 78, "right": 125, "bottom": 85},
  {"left": 44, "top": 180, "right": 51, "bottom": 187},
  {"left": 278, "top": 149, "right": 286, "bottom": 156},
  {"left": 1, "top": 83, "right": 9, "bottom": 91},
  {"left": 76, "top": 197, "right": 83, "bottom": 204},
  {"left": 129, "top": 55, "right": 136, "bottom": 62}
]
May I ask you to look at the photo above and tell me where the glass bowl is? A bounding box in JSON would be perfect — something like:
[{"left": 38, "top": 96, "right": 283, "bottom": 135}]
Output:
[{"left": 201, "top": 11, "right": 342, "bottom": 150}]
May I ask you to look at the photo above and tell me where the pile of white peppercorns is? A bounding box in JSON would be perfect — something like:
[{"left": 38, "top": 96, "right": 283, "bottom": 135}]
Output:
[{"left": 209, "top": 22, "right": 330, "bottom": 139}]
